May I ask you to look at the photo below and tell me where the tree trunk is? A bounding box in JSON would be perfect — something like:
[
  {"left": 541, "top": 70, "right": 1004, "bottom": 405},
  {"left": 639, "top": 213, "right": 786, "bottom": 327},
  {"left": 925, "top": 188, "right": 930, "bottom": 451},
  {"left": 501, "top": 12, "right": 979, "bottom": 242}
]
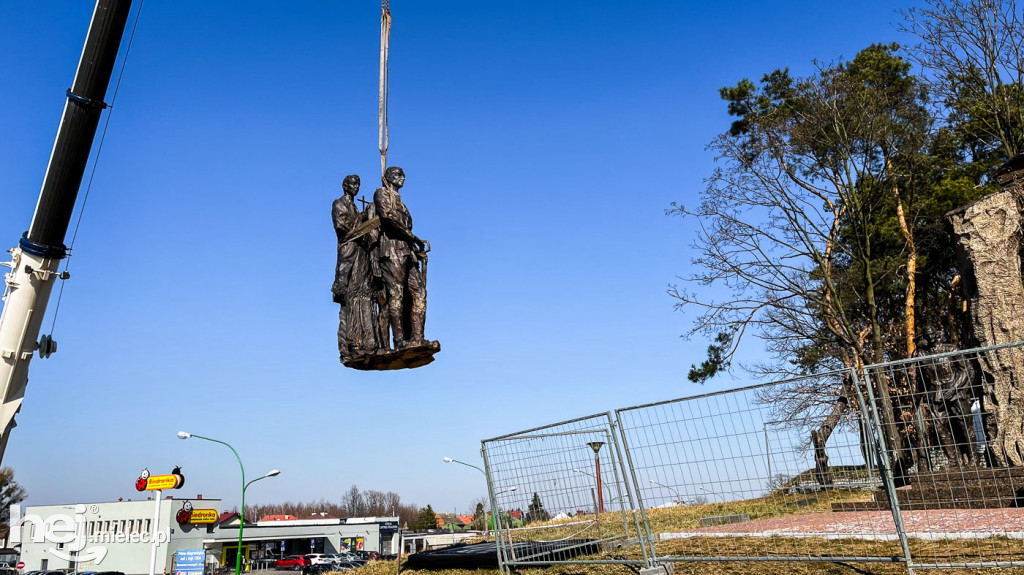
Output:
[
  {"left": 812, "top": 395, "right": 848, "bottom": 486},
  {"left": 947, "top": 157, "right": 1024, "bottom": 467}
]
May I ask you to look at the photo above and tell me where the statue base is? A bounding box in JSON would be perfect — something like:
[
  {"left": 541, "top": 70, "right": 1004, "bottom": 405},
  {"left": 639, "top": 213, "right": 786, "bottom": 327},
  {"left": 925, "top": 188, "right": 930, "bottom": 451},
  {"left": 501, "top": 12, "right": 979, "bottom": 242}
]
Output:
[{"left": 343, "top": 340, "right": 441, "bottom": 371}]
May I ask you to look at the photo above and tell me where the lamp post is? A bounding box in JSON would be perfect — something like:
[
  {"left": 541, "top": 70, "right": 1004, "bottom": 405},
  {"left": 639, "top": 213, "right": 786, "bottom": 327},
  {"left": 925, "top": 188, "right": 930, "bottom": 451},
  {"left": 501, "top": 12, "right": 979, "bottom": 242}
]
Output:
[
  {"left": 442, "top": 457, "right": 496, "bottom": 533},
  {"left": 698, "top": 485, "right": 737, "bottom": 502},
  {"left": 178, "top": 431, "right": 279, "bottom": 575},
  {"left": 586, "top": 442, "right": 605, "bottom": 514},
  {"left": 572, "top": 467, "right": 602, "bottom": 515},
  {"left": 492, "top": 486, "right": 517, "bottom": 527},
  {"left": 649, "top": 480, "right": 683, "bottom": 505}
]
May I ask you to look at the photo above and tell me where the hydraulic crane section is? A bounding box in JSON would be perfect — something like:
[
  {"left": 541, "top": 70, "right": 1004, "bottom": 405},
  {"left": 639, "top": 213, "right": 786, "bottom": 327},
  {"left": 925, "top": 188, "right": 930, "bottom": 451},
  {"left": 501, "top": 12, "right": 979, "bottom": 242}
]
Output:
[{"left": 0, "top": 0, "right": 132, "bottom": 463}]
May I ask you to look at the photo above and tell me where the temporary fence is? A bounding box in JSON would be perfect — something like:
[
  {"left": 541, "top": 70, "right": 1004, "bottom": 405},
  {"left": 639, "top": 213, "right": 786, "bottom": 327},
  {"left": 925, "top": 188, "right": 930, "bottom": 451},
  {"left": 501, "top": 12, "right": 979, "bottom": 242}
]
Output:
[
  {"left": 480, "top": 341, "right": 1024, "bottom": 574},
  {"left": 480, "top": 412, "right": 653, "bottom": 568},
  {"left": 861, "top": 342, "right": 1024, "bottom": 570}
]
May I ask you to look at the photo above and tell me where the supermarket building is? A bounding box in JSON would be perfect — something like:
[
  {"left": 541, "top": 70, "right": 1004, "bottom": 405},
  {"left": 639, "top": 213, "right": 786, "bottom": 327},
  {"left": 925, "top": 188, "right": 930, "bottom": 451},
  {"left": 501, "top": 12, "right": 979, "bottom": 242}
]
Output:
[{"left": 14, "top": 497, "right": 398, "bottom": 575}]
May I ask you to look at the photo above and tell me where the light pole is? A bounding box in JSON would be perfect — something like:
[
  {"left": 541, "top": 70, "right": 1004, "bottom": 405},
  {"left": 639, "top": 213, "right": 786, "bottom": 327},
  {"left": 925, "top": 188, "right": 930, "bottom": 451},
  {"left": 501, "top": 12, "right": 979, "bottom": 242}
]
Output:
[
  {"left": 178, "top": 431, "right": 279, "bottom": 575},
  {"left": 572, "top": 467, "right": 602, "bottom": 515},
  {"left": 698, "top": 485, "right": 737, "bottom": 502},
  {"left": 586, "top": 442, "right": 605, "bottom": 514},
  {"left": 649, "top": 480, "right": 683, "bottom": 505},
  {"left": 492, "top": 486, "right": 517, "bottom": 526},
  {"left": 442, "top": 457, "right": 497, "bottom": 533}
]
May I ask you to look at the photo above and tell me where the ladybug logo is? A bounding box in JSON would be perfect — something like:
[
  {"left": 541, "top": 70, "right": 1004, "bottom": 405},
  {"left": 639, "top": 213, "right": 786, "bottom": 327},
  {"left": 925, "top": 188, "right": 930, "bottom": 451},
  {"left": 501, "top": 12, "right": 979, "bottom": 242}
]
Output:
[
  {"left": 171, "top": 466, "right": 185, "bottom": 489},
  {"left": 176, "top": 500, "right": 193, "bottom": 524},
  {"left": 135, "top": 468, "right": 150, "bottom": 491}
]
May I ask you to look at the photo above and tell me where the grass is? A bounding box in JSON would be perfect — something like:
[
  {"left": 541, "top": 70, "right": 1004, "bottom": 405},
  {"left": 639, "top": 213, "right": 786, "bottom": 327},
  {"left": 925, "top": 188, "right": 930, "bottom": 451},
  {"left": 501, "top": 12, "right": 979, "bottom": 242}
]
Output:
[{"left": 336, "top": 483, "right": 1024, "bottom": 573}]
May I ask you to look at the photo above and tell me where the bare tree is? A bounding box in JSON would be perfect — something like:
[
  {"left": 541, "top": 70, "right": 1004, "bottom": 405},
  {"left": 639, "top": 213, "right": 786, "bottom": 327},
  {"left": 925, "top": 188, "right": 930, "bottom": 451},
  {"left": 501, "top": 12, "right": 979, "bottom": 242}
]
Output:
[
  {"left": 901, "top": 0, "right": 1024, "bottom": 160},
  {"left": 675, "top": 45, "right": 937, "bottom": 478},
  {"left": 339, "top": 485, "right": 365, "bottom": 517},
  {"left": 363, "top": 490, "right": 389, "bottom": 516}
]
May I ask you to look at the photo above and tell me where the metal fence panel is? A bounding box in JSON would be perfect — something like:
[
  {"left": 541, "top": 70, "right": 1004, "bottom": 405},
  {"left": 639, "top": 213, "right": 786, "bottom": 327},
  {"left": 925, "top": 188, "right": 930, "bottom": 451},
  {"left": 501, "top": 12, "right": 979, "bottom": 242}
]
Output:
[
  {"left": 863, "top": 341, "right": 1024, "bottom": 570},
  {"left": 614, "top": 370, "right": 908, "bottom": 566},
  {"left": 478, "top": 342, "right": 1024, "bottom": 573},
  {"left": 481, "top": 412, "right": 653, "bottom": 569}
]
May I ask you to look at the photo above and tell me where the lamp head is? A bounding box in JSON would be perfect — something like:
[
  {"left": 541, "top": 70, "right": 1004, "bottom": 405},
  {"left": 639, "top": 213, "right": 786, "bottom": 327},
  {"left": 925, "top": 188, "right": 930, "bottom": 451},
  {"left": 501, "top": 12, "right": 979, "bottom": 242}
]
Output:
[
  {"left": 177, "top": 431, "right": 191, "bottom": 440},
  {"left": 509, "top": 486, "right": 518, "bottom": 492},
  {"left": 266, "top": 470, "right": 281, "bottom": 477},
  {"left": 443, "top": 457, "right": 453, "bottom": 463},
  {"left": 586, "top": 441, "right": 605, "bottom": 454}
]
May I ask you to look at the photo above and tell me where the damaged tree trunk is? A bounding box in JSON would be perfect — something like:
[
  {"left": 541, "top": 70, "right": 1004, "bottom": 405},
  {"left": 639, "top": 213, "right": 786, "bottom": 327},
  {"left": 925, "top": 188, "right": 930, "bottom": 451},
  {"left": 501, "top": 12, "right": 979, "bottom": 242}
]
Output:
[{"left": 946, "top": 155, "right": 1024, "bottom": 467}]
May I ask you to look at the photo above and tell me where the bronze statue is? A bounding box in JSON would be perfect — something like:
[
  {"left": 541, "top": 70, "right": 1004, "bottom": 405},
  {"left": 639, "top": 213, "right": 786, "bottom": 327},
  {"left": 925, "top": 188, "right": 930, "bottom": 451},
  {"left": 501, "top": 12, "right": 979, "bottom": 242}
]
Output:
[
  {"left": 332, "top": 175, "right": 378, "bottom": 361},
  {"left": 915, "top": 326, "right": 982, "bottom": 466},
  {"left": 332, "top": 167, "right": 439, "bottom": 370}
]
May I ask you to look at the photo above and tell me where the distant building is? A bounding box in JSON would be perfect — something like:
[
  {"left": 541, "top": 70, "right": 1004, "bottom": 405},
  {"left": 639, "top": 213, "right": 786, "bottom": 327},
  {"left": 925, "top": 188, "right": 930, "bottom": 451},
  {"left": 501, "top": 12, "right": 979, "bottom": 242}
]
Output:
[
  {"left": 14, "top": 497, "right": 399, "bottom": 575},
  {"left": 434, "top": 514, "right": 466, "bottom": 529}
]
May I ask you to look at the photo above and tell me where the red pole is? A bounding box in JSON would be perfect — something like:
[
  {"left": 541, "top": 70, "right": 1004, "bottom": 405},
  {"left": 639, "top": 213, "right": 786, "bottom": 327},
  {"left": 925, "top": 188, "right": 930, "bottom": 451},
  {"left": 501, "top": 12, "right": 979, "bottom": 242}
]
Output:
[{"left": 595, "top": 453, "right": 604, "bottom": 514}]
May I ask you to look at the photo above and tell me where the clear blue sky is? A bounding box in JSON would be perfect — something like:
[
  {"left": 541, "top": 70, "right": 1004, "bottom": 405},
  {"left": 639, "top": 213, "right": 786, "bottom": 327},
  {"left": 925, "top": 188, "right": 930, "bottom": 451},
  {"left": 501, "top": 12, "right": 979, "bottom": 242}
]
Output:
[{"left": 1, "top": 1, "right": 914, "bottom": 514}]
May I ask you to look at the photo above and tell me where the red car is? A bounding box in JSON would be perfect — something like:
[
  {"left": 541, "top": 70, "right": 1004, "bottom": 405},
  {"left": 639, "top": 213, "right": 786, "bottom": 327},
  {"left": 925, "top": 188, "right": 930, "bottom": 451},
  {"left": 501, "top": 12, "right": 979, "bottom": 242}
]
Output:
[{"left": 273, "top": 556, "right": 310, "bottom": 570}]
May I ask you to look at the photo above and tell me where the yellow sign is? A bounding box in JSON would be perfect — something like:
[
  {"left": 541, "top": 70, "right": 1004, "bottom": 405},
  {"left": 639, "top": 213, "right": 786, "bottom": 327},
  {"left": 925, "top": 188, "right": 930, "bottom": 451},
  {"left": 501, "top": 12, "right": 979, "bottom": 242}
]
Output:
[
  {"left": 189, "top": 509, "right": 218, "bottom": 524},
  {"left": 145, "top": 474, "right": 183, "bottom": 490}
]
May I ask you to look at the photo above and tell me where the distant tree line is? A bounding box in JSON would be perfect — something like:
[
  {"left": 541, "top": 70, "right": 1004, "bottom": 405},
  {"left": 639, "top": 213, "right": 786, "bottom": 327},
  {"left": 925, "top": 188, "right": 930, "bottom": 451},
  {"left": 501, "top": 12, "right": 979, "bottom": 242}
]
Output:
[{"left": 242, "top": 484, "right": 419, "bottom": 528}]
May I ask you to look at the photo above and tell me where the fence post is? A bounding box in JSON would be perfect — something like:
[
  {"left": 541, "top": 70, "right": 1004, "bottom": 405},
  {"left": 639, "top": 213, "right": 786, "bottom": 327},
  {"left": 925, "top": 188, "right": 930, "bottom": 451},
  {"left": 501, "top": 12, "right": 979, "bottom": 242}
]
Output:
[
  {"left": 604, "top": 414, "right": 655, "bottom": 568},
  {"left": 599, "top": 426, "right": 635, "bottom": 551},
  {"left": 480, "top": 443, "right": 510, "bottom": 573},
  {"left": 612, "top": 410, "right": 660, "bottom": 567},
  {"left": 859, "top": 368, "right": 916, "bottom": 575}
]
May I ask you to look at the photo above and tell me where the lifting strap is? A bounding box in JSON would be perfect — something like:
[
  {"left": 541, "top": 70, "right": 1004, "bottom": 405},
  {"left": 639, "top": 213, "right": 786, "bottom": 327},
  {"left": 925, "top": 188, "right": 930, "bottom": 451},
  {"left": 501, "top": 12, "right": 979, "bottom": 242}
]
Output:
[{"left": 379, "top": 0, "right": 391, "bottom": 179}]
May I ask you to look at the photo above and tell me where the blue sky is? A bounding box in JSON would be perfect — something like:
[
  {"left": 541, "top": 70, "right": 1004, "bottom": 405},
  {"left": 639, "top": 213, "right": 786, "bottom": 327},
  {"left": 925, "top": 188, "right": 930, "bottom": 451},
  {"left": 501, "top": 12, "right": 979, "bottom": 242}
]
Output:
[{"left": 1, "top": 1, "right": 913, "bottom": 514}]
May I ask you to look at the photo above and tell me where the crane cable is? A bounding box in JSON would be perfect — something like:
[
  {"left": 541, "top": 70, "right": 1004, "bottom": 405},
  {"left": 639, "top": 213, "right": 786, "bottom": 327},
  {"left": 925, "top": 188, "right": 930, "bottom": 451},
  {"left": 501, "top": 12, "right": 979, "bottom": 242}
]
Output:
[
  {"left": 49, "top": 0, "right": 146, "bottom": 337},
  {"left": 378, "top": 0, "right": 391, "bottom": 179}
]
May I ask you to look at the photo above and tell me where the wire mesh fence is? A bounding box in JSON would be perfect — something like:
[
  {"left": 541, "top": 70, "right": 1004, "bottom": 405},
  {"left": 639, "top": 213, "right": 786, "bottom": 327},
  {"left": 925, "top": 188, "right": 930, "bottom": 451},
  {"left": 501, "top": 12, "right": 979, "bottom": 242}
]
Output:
[
  {"left": 480, "top": 342, "right": 1024, "bottom": 574},
  {"left": 615, "top": 370, "right": 908, "bottom": 567},
  {"left": 480, "top": 412, "right": 654, "bottom": 568},
  {"left": 862, "top": 341, "right": 1024, "bottom": 569}
]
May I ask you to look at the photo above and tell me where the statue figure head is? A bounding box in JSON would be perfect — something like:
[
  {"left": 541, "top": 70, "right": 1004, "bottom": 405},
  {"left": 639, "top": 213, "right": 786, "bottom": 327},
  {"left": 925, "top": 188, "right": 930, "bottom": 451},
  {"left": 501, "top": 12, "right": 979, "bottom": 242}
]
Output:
[
  {"left": 343, "top": 174, "right": 360, "bottom": 196},
  {"left": 384, "top": 166, "right": 406, "bottom": 190},
  {"left": 916, "top": 324, "right": 946, "bottom": 351}
]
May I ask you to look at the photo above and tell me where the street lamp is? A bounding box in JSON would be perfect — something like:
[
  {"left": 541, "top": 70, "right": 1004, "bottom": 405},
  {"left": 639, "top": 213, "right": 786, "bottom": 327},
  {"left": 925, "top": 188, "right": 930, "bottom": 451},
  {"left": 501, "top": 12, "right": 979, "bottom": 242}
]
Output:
[
  {"left": 442, "top": 457, "right": 496, "bottom": 533},
  {"left": 698, "top": 486, "right": 737, "bottom": 502},
  {"left": 586, "top": 442, "right": 605, "bottom": 514},
  {"left": 178, "top": 431, "right": 279, "bottom": 575},
  {"left": 649, "top": 480, "right": 683, "bottom": 505}
]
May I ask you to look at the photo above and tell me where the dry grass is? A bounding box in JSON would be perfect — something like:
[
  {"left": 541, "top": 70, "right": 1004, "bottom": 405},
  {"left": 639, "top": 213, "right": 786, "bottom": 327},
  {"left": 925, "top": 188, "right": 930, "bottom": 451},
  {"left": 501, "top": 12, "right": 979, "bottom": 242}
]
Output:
[{"left": 338, "top": 488, "right": 1024, "bottom": 573}]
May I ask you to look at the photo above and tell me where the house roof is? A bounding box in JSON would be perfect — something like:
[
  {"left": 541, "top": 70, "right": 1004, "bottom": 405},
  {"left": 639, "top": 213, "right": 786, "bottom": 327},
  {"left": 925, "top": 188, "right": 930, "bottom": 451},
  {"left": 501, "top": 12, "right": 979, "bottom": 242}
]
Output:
[
  {"left": 435, "top": 513, "right": 466, "bottom": 527},
  {"left": 457, "top": 514, "right": 475, "bottom": 525},
  {"left": 260, "top": 514, "right": 299, "bottom": 522}
]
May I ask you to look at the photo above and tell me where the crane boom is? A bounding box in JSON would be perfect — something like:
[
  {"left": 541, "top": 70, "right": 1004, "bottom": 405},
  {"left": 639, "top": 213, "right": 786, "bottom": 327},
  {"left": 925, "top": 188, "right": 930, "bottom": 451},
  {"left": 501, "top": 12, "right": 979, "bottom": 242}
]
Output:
[{"left": 0, "top": 0, "right": 133, "bottom": 463}]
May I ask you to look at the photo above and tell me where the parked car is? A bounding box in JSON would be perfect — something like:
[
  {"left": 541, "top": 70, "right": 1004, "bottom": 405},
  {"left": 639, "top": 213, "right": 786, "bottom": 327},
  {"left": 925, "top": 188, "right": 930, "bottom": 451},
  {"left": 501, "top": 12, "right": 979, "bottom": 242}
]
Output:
[
  {"left": 303, "top": 554, "right": 331, "bottom": 566},
  {"left": 273, "top": 555, "right": 309, "bottom": 570},
  {"left": 299, "top": 565, "right": 335, "bottom": 575}
]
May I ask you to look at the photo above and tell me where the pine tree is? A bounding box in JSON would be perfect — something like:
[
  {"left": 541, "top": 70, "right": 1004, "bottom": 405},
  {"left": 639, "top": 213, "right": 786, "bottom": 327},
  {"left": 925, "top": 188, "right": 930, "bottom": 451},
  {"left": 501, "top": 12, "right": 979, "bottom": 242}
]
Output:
[
  {"left": 526, "top": 492, "right": 550, "bottom": 523},
  {"left": 411, "top": 505, "right": 437, "bottom": 530},
  {"left": 470, "top": 502, "right": 487, "bottom": 530}
]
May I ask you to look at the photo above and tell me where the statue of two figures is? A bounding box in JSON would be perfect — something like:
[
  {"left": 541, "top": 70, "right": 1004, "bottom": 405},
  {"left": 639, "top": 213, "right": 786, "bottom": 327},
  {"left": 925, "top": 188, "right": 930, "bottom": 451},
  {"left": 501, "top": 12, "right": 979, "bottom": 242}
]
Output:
[{"left": 332, "top": 167, "right": 440, "bottom": 370}]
